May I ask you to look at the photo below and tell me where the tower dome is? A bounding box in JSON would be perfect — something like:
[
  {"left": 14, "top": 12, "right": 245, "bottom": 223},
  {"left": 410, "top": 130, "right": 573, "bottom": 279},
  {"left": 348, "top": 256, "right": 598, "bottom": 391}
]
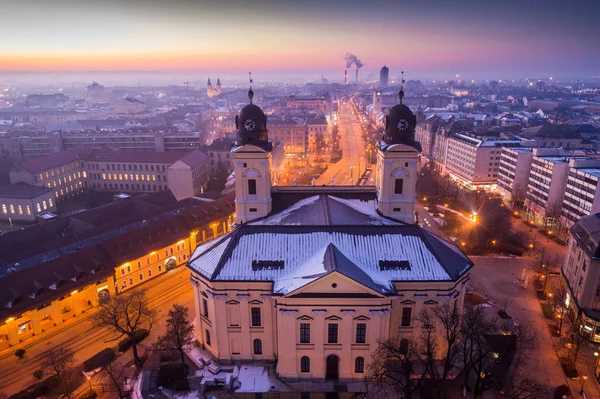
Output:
[
  {"left": 235, "top": 89, "right": 271, "bottom": 151},
  {"left": 382, "top": 89, "right": 417, "bottom": 147}
]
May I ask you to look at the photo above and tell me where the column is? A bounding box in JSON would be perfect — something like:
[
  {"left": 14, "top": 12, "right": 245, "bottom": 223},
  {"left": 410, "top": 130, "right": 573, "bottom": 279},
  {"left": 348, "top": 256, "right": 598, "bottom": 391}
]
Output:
[
  {"left": 212, "top": 294, "right": 229, "bottom": 360},
  {"left": 276, "top": 309, "right": 298, "bottom": 378},
  {"left": 312, "top": 310, "right": 326, "bottom": 378},
  {"left": 340, "top": 311, "right": 355, "bottom": 378},
  {"left": 72, "top": 292, "right": 83, "bottom": 315},
  {"left": 190, "top": 279, "right": 202, "bottom": 343},
  {"left": 29, "top": 309, "right": 42, "bottom": 336},
  {"left": 51, "top": 299, "right": 64, "bottom": 325},
  {"left": 238, "top": 295, "right": 252, "bottom": 359},
  {"left": 261, "top": 295, "right": 275, "bottom": 360},
  {"left": 5, "top": 318, "right": 19, "bottom": 345}
]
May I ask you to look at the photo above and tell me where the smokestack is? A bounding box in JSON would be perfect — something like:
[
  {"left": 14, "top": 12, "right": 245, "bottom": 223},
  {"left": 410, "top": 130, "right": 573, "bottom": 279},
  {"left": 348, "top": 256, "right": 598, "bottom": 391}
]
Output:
[
  {"left": 344, "top": 68, "right": 348, "bottom": 85},
  {"left": 356, "top": 68, "right": 358, "bottom": 83}
]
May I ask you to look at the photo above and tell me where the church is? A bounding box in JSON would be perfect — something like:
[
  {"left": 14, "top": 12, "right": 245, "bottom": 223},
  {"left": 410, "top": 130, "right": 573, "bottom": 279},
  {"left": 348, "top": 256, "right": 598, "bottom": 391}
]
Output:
[{"left": 187, "top": 86, "right": 473, "bottom": 381}]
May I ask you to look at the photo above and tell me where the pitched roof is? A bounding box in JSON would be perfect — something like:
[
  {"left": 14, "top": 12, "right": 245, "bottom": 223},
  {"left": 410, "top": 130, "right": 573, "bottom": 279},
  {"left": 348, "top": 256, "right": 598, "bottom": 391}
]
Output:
[
  {"left": 86, "top": 149, "right": 191, "bottom": 164},
  {"left": 175, "top": 150, "right": 209, "bottom": 169},
  {"left": 17, "top": 148, "right": 90, "bottom": 174},
  {"left": 0, "top": 182, "right": 52, "bottom": 199}
]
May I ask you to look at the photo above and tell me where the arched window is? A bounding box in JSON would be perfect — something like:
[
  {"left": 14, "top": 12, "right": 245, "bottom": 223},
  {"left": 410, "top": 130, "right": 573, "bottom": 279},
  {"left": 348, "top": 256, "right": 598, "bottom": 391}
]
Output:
[
  {"left": 399, "top": 339, "right": 409, "bottom": 355},
  {"left": 355, "top": 357, "right": 365, "bottom": 373},
  {"left": 300, "top": 356, "right": 310, "bottom": 373},
  {"left": 253, "top": 339, "right": 262, "bottom": 355}
]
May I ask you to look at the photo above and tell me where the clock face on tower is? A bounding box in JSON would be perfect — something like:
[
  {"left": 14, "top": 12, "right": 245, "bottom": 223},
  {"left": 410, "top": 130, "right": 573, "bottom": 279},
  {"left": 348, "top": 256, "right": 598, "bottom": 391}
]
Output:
[
  {"left": 397, "top": 119, "right": 409, "bottom": 131},
  {"left": 244, "top": 119, "right": 256, "bottom": 131}
]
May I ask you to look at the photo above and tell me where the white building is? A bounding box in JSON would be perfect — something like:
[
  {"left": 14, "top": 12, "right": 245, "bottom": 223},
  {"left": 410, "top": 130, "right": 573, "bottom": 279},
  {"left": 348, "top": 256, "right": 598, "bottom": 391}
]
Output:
[
  {"left": 561, "top": 159, "right": 600, "bottom": 230},
  {"left": 445, "top": 134, "right": 519, "bottom": 190},
  {"left": 496, "top": 147, "right": 533, "bottom": 205},
  {"left": 186, "top": 89, "right": 473, "bottom": 381},
  {"left": 0, "top": 182, "right": 56, "bottom": 222}
]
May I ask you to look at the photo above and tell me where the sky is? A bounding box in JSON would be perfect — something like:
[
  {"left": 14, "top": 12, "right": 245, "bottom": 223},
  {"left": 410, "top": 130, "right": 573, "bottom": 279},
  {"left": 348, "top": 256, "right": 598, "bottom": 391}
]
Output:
[{"left": 0, "top": 0, "right": 599, "bottom": 80}]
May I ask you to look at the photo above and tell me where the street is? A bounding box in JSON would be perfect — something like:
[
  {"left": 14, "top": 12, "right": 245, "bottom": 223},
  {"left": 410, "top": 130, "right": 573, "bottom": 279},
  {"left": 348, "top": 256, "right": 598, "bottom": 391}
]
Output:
[
  {"left": 316, "top": 103, "right": 367, "bottom": 186},
  {"left": 0, "top": 266, "right": 194, "bottom": 396}
]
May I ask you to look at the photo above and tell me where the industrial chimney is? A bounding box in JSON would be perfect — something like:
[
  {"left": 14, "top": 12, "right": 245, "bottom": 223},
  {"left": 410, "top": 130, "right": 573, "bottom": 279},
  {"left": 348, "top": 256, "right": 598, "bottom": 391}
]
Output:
[
  {"left": 355, "top": 68, "right": 358, "bottom": 83},
  {"left": 344, "top": 68, "right": 348, "bottom": 85}
]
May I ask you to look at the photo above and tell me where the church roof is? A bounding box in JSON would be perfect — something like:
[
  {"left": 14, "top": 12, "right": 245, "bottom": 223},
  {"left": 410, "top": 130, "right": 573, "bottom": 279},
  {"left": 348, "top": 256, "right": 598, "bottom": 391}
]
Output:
[{"left": 188, "top": 192, "right": 472, "bottom": 294}]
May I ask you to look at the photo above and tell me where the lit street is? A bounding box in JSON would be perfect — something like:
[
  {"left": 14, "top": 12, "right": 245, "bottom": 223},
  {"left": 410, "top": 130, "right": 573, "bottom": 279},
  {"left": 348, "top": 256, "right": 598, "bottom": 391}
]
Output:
[
  {"left": 316, "top": 103, "right": 367, "bottom": 186},
  {"left": 0, "top": 267, "right": 194, "bottom": 396}
]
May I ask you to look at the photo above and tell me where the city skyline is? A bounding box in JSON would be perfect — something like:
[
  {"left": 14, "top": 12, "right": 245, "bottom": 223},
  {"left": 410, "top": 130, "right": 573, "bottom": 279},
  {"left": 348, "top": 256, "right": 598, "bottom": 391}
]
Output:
[{"left": 1, "top": 0, "right": 599, "bottom": 80}]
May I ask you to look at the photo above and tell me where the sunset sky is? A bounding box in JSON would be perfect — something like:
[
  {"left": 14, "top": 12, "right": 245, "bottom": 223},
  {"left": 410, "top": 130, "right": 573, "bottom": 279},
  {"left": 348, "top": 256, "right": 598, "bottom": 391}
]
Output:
[{"left": 1, "top": 0, "right": 599, "bottom": 79}]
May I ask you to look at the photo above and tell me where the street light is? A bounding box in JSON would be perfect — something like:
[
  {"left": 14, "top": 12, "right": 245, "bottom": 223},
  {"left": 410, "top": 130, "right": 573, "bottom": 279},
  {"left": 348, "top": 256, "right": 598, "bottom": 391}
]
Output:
[
  {"left": 580, "top": 375, "right": 588, "bottom": 394},
  {"left": 86, "top": 375, "right": 93, "bottom": 393}
]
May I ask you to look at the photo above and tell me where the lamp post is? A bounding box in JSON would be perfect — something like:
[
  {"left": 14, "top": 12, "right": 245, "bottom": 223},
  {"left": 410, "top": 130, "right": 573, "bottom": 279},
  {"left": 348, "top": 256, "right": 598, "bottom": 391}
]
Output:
[
  {"left": 580, "top": 375, "right": 588, "bottom": 395},
  {"left": 86, "top": 375, "right": 93, "bottom": 393},
  {"left": 594, "top": 352, "right": 600, "bottom": 379}
]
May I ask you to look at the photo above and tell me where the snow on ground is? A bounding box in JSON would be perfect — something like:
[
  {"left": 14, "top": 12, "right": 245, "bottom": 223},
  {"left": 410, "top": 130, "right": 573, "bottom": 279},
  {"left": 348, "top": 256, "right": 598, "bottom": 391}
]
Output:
[{"left": 236, "top": 365, "right": 291, "bottom": 392}]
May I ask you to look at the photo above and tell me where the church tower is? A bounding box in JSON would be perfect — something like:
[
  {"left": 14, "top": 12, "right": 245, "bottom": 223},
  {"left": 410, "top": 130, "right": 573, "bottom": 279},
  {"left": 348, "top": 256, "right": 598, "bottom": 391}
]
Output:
[
  {"left": 207, "top": 78, "right": 213, "bottom": 98},
  {"left": 232, "top": 86, "right": 273, "bottom": 224},
  {"left": 216, "top": 78, "right": 222, "bottom": 95},
  {"left": 376, "top": 87, "right": 421, "bottom": 223}
]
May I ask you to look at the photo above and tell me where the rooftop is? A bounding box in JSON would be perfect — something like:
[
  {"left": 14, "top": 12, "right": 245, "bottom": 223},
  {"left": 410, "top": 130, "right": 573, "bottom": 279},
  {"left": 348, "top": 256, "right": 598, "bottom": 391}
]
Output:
[
  {"left": 0, "top": 182, "right": 53, "bottom": 199},
  {"left": 16, "top": 148, "right": 90, "bottom": 174}
]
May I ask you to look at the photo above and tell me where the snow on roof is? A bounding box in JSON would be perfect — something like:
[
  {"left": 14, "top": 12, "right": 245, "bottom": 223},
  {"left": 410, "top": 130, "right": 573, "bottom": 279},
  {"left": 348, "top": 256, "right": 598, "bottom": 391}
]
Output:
[
  {"left": 327, "top": 196, "right": 397, "bottom": 225},
  {"left": 253, "top": 195, "right": 320, "bottom": 225},
  {"left": 187, "top": 225, "right": 471, "bottom": 294}
]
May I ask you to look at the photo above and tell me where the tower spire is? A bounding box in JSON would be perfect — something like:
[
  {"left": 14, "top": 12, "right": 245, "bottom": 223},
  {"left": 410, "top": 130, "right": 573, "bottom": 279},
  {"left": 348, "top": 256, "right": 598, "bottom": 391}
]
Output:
[
  {"left": 248, "top": 72, "right": 254, "bottom": 105},
  {"left": 399, "top": 71, "right": 405, "bottom": 104}
]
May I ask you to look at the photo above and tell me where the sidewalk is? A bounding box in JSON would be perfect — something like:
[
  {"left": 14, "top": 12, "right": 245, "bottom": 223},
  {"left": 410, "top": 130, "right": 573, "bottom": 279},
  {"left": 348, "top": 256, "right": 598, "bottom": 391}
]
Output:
[{"left": 510, "top": 213, "right": 567, "bottom": 261}]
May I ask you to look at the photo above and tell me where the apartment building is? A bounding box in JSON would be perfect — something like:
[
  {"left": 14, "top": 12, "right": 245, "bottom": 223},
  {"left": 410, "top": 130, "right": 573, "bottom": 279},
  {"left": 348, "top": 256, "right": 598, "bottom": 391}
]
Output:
[
  {"left": 306, "top": 116, "right": 328, "bottom": 152},
  {"left": 268, "top": 117, "right": 307, "bottom": 155},
  {"left": 525, "top": 150, "right": 574, "bottom": 223},
  {"left": 561, "top": 214, "right": 600, "bottom": 342},
  {"left": 561, "top": 159, "right": 600, "bottom": 229},
  {"left": 9, "top": 148, "right": 90, "bottom": 201},
  {"left": 444, "top": 134, "right": 519, "bottom": 189},
  {"left": 286, "top": 96, "right": 330, "bottom": 112},
  {"left": 496, "top": 147, "right": 533, "bottom": 205},
  {"left": 208, "top": 136, "right": 235, "bottom": 176}
]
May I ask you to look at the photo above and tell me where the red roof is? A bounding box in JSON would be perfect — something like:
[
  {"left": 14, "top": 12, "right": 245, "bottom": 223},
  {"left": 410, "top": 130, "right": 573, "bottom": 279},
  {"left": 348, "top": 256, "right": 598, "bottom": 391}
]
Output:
[
  {"left": 86, "top": 149, "right": 192, "bottom": 164},
  {"left": 18, "top": 148, "right": 90, "bottom": 174}
]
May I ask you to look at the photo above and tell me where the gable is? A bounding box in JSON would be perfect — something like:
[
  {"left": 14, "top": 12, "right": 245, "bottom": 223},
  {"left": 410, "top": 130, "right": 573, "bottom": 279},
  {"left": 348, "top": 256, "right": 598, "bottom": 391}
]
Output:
[{"left": 285, "top": 271, "right": 386, "bottom": 298}]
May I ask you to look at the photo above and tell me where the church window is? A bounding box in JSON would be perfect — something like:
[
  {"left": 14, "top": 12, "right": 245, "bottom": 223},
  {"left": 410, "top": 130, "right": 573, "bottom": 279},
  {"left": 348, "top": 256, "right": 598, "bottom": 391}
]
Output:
[
  {"left": 300, "top": 323, "right": 310, "bottom": 343},
  {"left": 399, "top": 339, "right": 409, "bottom": 355},
  {"left": 248, "top": 179, "right": 257, "bottom": 195},
  {"left": 356, "top": 323, "right": 367, "bottom": 344},
  {"left": 253, "top": 339, "right": 262, "bottom": 355},
  {"left": 401, "top": 307, "right": 412, "bottom": 327},
  {"left": 328, "top": 323, "right": 338, "bottom": 343},
  {"left": 355, "top": 357, "right": 365, "bottom": 373},
  {"left": 205, "top": 329, "right": 211, "bottom": 346},
  {"left": 394, "top": 179, "right": 404, "bottom": 194},
  {"left": 202, "top": 299, "right": 209, "bottom": 319},
  {"left": 301, "top": 356, "right": 310, "bottom": 372},
  {"left": 251, "top": 307, "right": 262, "bottom": 327}
]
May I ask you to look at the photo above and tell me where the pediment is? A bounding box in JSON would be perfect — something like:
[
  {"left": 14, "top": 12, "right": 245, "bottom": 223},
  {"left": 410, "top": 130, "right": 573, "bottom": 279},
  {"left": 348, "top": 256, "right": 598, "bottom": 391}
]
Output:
[{"left": 285, "top": 271, "right": 386, "bottom": 298}]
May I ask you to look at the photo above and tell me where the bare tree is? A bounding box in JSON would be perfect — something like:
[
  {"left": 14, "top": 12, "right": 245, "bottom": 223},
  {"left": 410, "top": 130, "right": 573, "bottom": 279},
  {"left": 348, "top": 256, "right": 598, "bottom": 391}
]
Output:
[
  {"left": 432, "top": 303, "right": 462, "bottom": 380},
  {"left": 416, "top": 310, "right": 439, "bottom": 381},
  {"left": 44, "top": 347, "right": 76, "bottom": 398},
  {"left": 153, "top": 304, "right": 195, "bottom": 369},
  {"left": 93, "top": 291, "right": 154, "bottom": 367},
  {"left": 367, "top": 338, "right": 426, "bottom": 399},
  {"left": 99, "top": 361, "right": 125, "bottom": 398}
]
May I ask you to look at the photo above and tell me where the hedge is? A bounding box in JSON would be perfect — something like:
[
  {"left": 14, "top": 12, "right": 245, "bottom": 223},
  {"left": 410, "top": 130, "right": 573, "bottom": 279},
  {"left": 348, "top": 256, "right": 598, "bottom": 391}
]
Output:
[
  {"left": 157, "top": 363, "right": 188, "bottom": 390},
  {"left": 8, "top": 375, "right": 58, "bottom": 399},
  {"left": 83, "top": 348, "right": 115, "bottom": 372}
]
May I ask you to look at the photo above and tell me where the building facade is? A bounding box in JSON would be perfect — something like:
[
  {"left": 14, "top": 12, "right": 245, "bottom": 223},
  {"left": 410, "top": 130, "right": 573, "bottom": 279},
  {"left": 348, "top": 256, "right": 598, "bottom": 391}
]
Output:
[
  {"left": 0, "top": 183, "right": 56, "bottom": 222},
  {"left": 187, "top": 89, "right": 473, "bottom": 382},
  {"left": 496, "top": 147, "right": 533, "bottom": 205},
  {"left": 561, "top": 161, "right": 600, "bottom": 230},
  {"left": 561, "top": 214, "right": 600, "bottom": 343}
]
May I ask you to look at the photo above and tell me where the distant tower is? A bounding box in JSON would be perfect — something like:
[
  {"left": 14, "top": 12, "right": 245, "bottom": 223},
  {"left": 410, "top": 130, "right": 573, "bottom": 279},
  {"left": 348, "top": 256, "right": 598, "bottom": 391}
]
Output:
[
  {"left": 232, "top": 78, "right": 273, "bottom": 224},
  {"left": 379, "top": 66, "right": 389, "bottom": 87},
  {"left": 216, "top": 78, "right": 222, "bottom": 95},
  {"left": 207, "top": 78, "right": 213, "bottom": 98},
  {"left": 376, "top": 81, "right": 420, "bottom": 223}
]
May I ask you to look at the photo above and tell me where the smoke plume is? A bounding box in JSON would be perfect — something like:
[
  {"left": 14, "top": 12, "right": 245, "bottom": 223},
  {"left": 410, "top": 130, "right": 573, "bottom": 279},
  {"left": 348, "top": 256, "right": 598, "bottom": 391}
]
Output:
[{"left": 345, "top": 53, "right": 363, "bottom": 69}]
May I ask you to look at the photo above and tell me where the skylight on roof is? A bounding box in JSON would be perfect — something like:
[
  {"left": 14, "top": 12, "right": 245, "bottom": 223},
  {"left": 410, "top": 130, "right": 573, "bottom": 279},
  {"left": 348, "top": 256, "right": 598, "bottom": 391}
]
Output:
[
  {"left": 252, "top": 260, "right": 284, "bottom": 271},
  {"left": 379, "top": 260, "right": 411, "bottom": 271}
]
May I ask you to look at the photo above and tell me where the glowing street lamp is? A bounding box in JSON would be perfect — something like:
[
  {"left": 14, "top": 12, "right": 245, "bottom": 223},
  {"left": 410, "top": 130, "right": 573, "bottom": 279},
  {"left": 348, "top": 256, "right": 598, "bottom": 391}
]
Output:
[{"left": 580, "top": 375, "right": 588, "bottom": 394}]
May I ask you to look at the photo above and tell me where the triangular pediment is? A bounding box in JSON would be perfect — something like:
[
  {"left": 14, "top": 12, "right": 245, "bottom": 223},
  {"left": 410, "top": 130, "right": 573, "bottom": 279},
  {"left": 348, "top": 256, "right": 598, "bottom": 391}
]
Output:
[{"left": 285, "top": 271, "right": 386, "bottom": 298}]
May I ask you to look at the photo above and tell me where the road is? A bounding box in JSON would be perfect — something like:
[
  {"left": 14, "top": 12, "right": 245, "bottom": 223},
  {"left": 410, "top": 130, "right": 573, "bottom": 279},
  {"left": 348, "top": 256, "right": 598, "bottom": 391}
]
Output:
[
  {"left": 0, "top": 266, "right": 194, "bottom": 396},
  {"left": 316, "top": 102, "right": 367, "bottom": 186},
  {"left": 469, "top": 256, "right": 568, "bottom": 395}
]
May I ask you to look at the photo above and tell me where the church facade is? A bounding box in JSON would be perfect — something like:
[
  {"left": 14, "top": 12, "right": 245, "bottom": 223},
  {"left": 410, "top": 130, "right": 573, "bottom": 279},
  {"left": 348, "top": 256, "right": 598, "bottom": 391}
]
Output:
[{"left": 187, "top": 88, "right": 473, "bottom": 381}]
